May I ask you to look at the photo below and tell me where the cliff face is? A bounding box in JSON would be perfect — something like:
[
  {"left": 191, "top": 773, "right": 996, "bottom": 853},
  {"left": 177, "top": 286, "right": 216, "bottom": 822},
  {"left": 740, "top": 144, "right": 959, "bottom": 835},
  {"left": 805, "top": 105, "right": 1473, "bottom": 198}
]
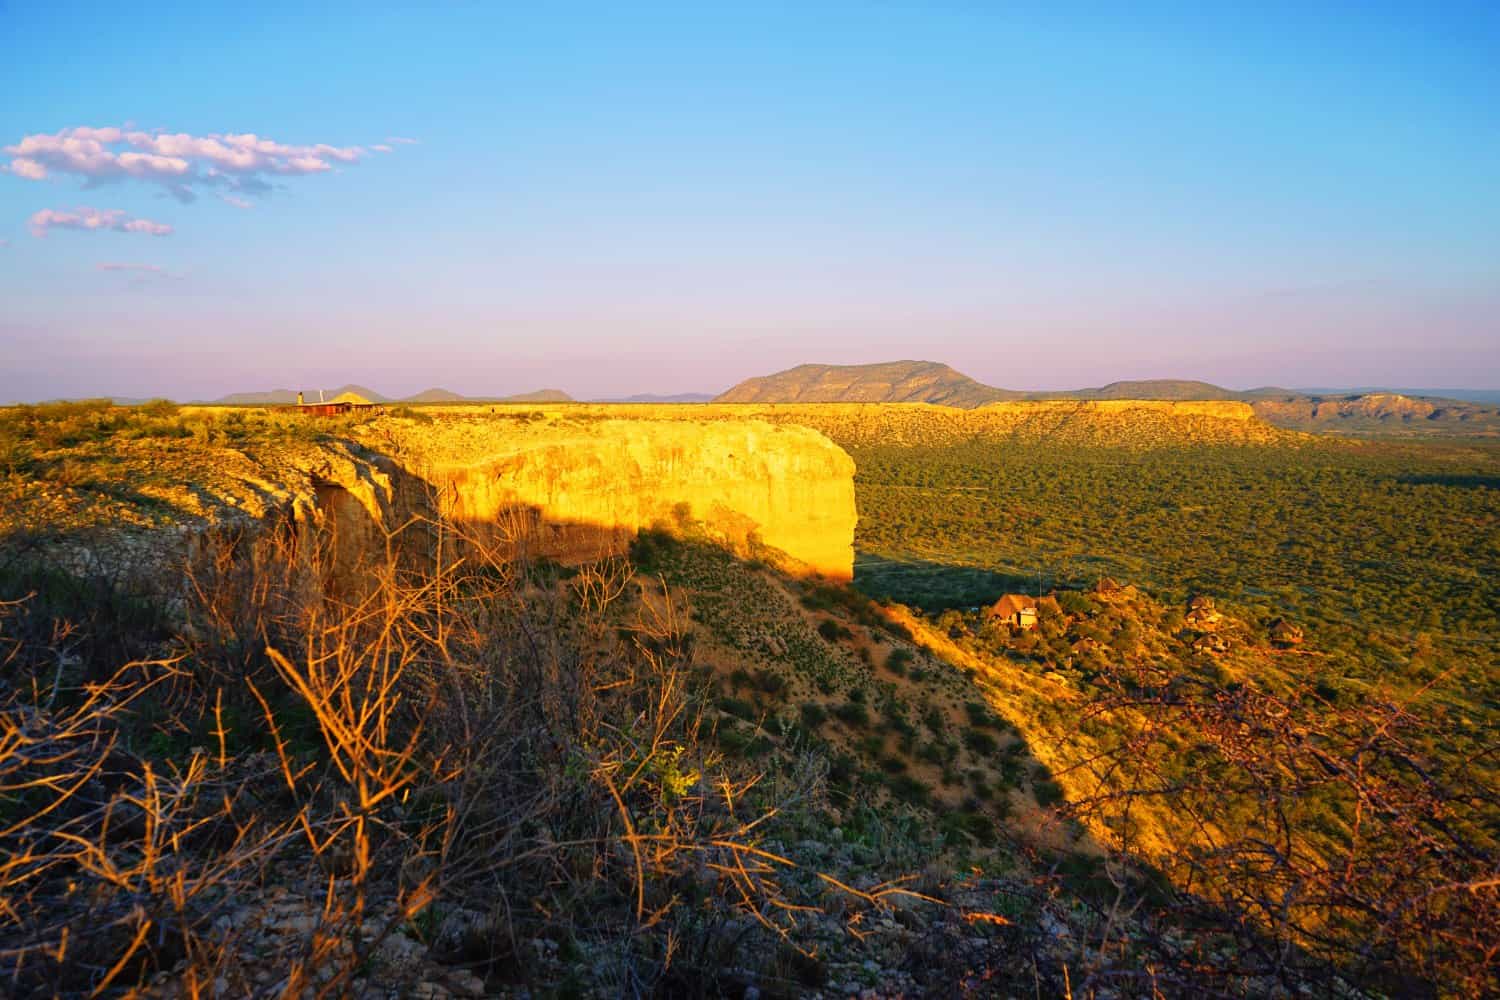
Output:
[
  {"left": 2, "top": 413, "right": 858, "bottom": 609},
  {"left": 375, "top": 417, "right": 857, "bottom": 579},
  {"left": 671, "top": 399, "right": 1278, "bottom": 449}
]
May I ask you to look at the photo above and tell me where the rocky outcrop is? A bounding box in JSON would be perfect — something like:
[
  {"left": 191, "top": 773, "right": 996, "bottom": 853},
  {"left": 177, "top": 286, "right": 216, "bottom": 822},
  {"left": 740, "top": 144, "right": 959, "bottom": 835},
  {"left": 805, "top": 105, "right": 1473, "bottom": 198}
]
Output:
[
  {"left": 375, "top": 417, "right": 856, "bottom": 579},
  {"left": 1, "top": 414, "right": 859, "bottom": 603},
  {"left": 676, "top": 399, "right": 1279, "bottom": 448}
]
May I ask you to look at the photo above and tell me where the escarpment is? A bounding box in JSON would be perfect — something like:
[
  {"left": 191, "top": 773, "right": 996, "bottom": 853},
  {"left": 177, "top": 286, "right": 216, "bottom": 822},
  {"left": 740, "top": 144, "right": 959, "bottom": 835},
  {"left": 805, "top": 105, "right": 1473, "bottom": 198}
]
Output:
[
  {"left": 1, "top": 414, "right": 859, "bottom": 600},
  {"left": 373, "top": 417, "right": 856, "bottom": 579},
  {"left": 686, "top": 398, "right": 1281, "bottom": 448}
]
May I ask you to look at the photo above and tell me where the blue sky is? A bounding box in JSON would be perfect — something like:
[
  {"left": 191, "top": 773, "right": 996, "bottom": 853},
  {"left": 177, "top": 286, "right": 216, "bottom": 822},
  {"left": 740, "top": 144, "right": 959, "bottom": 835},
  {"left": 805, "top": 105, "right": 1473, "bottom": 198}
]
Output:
[{"left": 1, "top": 1, "right": 1496, "bottom": 401}]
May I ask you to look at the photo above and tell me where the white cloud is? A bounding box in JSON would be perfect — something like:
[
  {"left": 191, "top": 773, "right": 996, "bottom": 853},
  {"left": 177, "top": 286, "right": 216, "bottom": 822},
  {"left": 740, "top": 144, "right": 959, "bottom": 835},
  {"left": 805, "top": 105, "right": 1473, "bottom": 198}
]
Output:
[
  {"left": 29, "top": 207, "right": 173, "bottom": 238},
  {"left": 4, "top": 126, "right": 390, "bottom": 202}
]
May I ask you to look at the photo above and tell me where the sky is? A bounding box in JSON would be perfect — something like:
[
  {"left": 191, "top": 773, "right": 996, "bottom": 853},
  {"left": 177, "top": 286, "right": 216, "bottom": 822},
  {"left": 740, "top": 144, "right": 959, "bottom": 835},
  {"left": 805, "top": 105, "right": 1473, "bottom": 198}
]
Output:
[{"left": 1, "top": 1, "right": 1497, "bottom": 402}]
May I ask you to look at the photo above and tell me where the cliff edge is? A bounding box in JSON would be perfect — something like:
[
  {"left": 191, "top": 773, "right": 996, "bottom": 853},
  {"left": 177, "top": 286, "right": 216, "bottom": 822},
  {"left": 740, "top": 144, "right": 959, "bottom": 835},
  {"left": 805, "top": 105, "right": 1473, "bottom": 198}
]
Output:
[{"left": 377, "top": 416, "right": 856, "bottom": 579}]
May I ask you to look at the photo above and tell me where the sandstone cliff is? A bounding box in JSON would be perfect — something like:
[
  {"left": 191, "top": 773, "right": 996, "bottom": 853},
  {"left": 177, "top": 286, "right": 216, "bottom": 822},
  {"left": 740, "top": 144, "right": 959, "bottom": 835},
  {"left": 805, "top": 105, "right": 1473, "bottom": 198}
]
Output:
[
  {"left": 682, "top": 399, "right": 1279, "bottom": 448},
  {"left": 372, "top": 416, "right": 856, "bottom": 579}
]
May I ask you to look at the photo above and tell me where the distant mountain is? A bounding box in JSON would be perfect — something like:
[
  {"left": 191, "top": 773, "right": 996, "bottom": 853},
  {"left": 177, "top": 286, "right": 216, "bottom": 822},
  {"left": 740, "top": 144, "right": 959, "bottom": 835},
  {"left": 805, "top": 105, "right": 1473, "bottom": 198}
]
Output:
[
  {"left": 402, "top": 387, "right": 467, "bottom": 403},
  {"left": 712, "top": 361, "right": 1500, "bottom": 437},
  {"left": 208, "top": 388, "right": 300, "bottom": 406},
  {"left": 1048, "top": 379, "right": 1243, "bottom": 401},
  {"left": 496, "top": 389, "right": 573, "bottom": 403},
  {"left": 604, "top": 393, "right": 716, "bottom": 404},
  {"left": 1248, "top": 392, "right": 1500, "bottom": 436},
  {"left": 1290, "top": 387, "right": 1500, "bottom": 407},
  {"left": 199, "top": 386, "right": 573, "bottom": 405},
  {"left": 715, "top": 361, "right": 1023, "bottom": 408},
  {"left": 207, "top": 384, "right": 390, "bottom": 406}
]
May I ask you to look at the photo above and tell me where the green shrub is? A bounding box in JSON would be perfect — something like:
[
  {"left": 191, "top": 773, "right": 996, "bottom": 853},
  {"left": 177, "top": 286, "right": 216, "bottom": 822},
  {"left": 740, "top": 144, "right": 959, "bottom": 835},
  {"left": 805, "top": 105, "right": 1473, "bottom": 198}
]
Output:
[
  {"left": 753, "top": 669, "right": 787, "bottom": 695},
  {"left": 718, "top": 696, "right": 756, "bottom": 721},
  {"left": 1057, "top": 591, "right": 1096, "bottom": 616},
  {"left": 885, "top": 647, "right": 914, "bottom": 676},
  {"left": 817, "top": 619, "right": 851, "bottom": 642},
  {"left": 1033, "top": 777, "right": 1066, "bottom": 807},
  {"left": 884, "top": 773, "right": 930, "bottom": 805},
  {"left": 941, "top": 809, "right": 997, "bottom": 846},
  {"left": 963, "top": 730, "right": 998, "bottom": 755},
  {"left": 833, "top": 701, "right": 870, "bottom": 727}
]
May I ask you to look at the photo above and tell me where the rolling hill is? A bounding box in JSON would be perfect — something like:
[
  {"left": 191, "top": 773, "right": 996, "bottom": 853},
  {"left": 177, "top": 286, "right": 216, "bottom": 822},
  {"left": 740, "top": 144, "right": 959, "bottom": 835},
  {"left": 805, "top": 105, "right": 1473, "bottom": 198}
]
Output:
[
  {"left": 200, "top": 386, "right": 575, "bottom": 405},
  {"left": 603, "top": 392, "right": 717, "bottom": 403},
  {"left": 1051, "top": 379, "right": 1244, "bottom": 401},
  {"left": 715, "top": 360, "right": 1023, "bottom": 407},
  {"left": 207, "top": 384, "right": 390, "bottom": 406}
]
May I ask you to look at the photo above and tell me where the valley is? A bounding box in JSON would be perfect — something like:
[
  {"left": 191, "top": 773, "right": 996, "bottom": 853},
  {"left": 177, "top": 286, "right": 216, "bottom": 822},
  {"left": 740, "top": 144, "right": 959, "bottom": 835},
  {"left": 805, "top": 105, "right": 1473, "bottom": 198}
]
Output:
[{"left": 0, "top": 397, "right": 1495, "bottom": 997}]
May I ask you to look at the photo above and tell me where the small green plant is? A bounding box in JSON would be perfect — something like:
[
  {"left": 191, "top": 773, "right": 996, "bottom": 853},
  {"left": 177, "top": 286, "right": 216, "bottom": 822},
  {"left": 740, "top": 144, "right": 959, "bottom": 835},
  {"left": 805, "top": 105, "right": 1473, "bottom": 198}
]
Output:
[
  {"left": 833, "top": 701, "right": 869, "bottom": 727},
  {"left": 817, "top": 618, "right": 851, "bottom": 642},
  {"left": 885, "top": 647, "right": 913, "bottom": 676},
  {"left": 964, "top": 729, "right": 998, "bottom": 755},
  {"left": 718, "top": 696, "right": 756, "bottom": 721}
]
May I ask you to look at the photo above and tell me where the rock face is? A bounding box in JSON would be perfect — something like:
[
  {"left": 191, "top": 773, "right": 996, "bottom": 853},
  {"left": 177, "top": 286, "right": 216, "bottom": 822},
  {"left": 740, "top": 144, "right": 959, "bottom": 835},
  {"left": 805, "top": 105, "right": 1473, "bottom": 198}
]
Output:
[
  {"left": 689, "top": 399, "right": 1280, "bottom": 449},
  {"left": 379, "top": 417, "right": 857, "bottom": 579},
  {"left": 2, "top": 414, "right": 858, "bottom": 603}
]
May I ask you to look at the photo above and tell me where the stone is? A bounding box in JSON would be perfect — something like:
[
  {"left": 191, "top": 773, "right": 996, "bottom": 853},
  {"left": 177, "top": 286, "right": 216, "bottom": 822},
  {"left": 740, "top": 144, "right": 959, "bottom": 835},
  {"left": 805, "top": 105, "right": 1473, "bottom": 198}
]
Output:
[{"left": 445, "top": 969, "right": 485, "bottom": 997}]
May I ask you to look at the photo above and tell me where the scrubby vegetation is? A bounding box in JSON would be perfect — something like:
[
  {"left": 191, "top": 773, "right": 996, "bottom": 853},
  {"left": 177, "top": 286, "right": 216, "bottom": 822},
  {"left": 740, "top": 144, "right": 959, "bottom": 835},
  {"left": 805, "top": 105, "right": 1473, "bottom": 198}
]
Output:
[
  {"left": 836, "top": 433, "right": 1499, "bottom": 996},
  {"left": 0, "top": 484, "right": 1128, "bottom": 998},
  {"left": 850, "top": 437, "right": 1499, "bottom": 704},
  {"left": 2, "top": 404, "right": 1495, "bottom": 996}
]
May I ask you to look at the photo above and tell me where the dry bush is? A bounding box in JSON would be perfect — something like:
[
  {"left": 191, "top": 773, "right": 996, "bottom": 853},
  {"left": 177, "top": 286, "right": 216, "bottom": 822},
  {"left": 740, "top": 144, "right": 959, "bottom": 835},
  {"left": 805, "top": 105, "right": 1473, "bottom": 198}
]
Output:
[
  {"left": 0, "top": 507, "right": 844, "bottom": 997},
  {"left": 1058, "top": 662, "right": 1500, "bottom": 997}
]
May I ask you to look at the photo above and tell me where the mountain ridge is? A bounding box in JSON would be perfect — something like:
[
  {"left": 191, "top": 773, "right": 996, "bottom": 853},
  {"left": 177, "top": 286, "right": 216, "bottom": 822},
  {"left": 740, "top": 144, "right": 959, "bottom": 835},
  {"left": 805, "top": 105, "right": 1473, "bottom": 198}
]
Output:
[{"left": 716, "top": 362, "right": 1499, "bottom": 436}]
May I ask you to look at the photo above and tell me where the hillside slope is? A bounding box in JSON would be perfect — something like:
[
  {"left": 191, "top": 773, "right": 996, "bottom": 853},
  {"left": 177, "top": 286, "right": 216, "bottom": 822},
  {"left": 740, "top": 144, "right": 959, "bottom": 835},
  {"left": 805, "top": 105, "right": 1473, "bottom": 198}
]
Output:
[
  {"left": 1050, "top": 379, "right": 1243, "bottom": 401},
  {"left": 715, "top": 361, "right": 1023, "bottom": 407}
]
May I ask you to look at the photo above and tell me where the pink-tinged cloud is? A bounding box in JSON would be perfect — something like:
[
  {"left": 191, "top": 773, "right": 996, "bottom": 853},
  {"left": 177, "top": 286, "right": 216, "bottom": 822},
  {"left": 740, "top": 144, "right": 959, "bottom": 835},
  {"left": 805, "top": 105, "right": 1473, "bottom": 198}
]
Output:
[
  {"left": 29, "top": 207, "right": 173, "bottom": 238},
  {"left": 96, "top": 262, "right": 183, "bottom": 281},
  {"left": 371, "top": 144, "right": 393, "bottom": 153},
  {"left": 98, "top": 262, "right": 165, "bottom": 274},
  {"left": 6, "top": 158, "right": 47, "bottom": 179},
  {"left": 385, "top": 136, "right": 418, "bottom": 145},
  {"left": 218, "top": 194, "right": 253, "bottom": 209},
  {"left": 3, "top": 126, "right": 386, "bottom": 202}
]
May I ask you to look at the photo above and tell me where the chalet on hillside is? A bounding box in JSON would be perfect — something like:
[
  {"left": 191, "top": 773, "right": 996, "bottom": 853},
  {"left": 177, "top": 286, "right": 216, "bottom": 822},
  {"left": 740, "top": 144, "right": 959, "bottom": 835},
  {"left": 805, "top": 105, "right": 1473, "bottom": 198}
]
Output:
[
  {"left": 295, "top": 390, "right": 379, "bottom": 418},
  {"left": 987, "top": 593, "right": 1038, "bottom": 630}
]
